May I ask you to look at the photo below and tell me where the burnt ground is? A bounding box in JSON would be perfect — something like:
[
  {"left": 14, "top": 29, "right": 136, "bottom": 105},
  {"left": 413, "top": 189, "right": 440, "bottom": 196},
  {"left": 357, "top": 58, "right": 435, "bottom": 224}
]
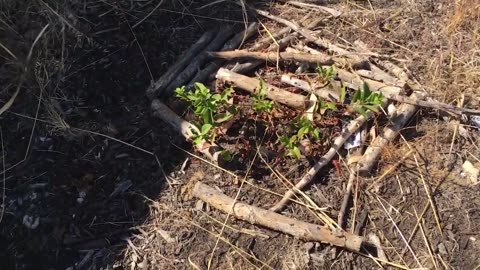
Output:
[{"left": 1, "top": 0, "right": 480, "bottom": 269}]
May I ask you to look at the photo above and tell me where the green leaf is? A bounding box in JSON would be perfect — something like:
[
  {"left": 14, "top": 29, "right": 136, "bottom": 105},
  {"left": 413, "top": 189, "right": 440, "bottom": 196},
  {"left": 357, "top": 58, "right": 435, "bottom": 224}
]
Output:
[
  {"left": 214, "top": 112, "right": 233, "bottom": 123},
  {"left": 340, "top": 86, "right": 346, "bottom": 103},
  {"left": 291, "top": 146, "right": 301, "bottom": 159},
  {"left": 201, "top": 123, "right": 212, "bottom": 135},
  {"left": 313, "top": 128, "right": 320, "bottom": 140},
  {"left": 220, "top": 150, "right": 233, "bottom": 162},
  {"left": 363, "top": 104, "right": 379, "bottom": 113}
]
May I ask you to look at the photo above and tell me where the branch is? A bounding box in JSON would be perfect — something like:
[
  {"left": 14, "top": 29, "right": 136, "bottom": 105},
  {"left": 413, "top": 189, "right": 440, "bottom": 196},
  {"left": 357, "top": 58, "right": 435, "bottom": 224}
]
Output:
[
  {"left": 151, "top": 99, "right": 223, "bottom": 163},
  {"left": 187, "top": 23, "right": 259, "bottom": 87},
  {"left": 270, "top": 111, "right": 375, "bottom": 212},
  {"left": 280, "top": 74, "right": 339, "bottom": 102},
  {"left": 216, "top": 68, "right": 310, "bottom": 110},
  {"left": 192, "top": 181, "right": 364, "bottom": 251},
  {"left": 146, "top": 30, "right": 216, "bottom": 99},
  {"left": 358, "top": 93, "right": 422, "bottom": 175},
  {"left": 209, "top": 51, "right": 334, "bottom": 65}
]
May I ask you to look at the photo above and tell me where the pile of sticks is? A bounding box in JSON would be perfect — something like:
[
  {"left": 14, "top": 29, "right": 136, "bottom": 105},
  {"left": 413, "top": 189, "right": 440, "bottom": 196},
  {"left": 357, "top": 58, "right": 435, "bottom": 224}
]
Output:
[{"left": 146, "top": 7, "right": 480, "bottom": 257}]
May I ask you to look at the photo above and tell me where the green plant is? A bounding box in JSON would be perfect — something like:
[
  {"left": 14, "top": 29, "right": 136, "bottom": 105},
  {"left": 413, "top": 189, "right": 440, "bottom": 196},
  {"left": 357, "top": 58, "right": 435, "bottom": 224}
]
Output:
[
  {"left": 252, "top": 78, "right": 274, "bottom": 112},
  {"left": 174, "top": 83, "right": 235, "bottom": 144},
  {"left": 279, "top": 117, "right": 320, "bottom": 159},
  {"left": 316, "top": 65, "right": 335, "bottom": 81},
  {"left": 351, "top": 83, "right": 384, "bottom": 117},
  {"left": 279, "top": 135, "right": 301, "bottom": 159},
  {"left": 318, "top": 99, "right": 338, "bottom": 115}
]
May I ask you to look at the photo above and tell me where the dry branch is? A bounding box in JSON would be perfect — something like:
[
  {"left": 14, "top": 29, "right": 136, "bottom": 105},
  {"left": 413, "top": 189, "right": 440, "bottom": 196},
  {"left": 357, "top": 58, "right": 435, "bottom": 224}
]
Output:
[
  {"left": 287, "top": 1, "right": 342, "bottom": 17},
  {"left": 186, "top": 23, "right": 258, "bottom": 87},
  {"left": 280, "top": 74, "right": 339, "bottom": 102},
  {"left": 216, "top": 68, "right": 310, "bottom": 110},
  {"left": 146, "top": 30, "right": 216, "bottom": 99},
  {"left": 358, "top": 93, "right": 422, "bottom": 175},
  {"left": 163, "top": 27, "right": 234, "bottom": 97},
  {"left": 385, "top": 94, "right": 480, "bottom": 116},
  {"left": 231, "top": 17, "right": 323, "bottom": 75},
  {"left": 151, "top": 99, "right": 223, "bottom": 163},
  {"left": 270, "top": 110, "right": 379, "bottom": 212},
  {"left": 192, "top": 181, "right": 364, "bottom": 251},
  {"left": 335, "top": 69, "right": 403, "bottom": 96},
  {"left": 209, "top": 51, "right": 334, "bottom": 65}
]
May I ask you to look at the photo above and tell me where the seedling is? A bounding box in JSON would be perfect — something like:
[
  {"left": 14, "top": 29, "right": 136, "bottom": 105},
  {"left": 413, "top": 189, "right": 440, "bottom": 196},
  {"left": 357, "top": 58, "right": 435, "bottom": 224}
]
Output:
[
  {"left": 350, "top": 83, "right": 384, "bottom": 117},
  {"left": 175, "top": 83, "right": 235, "bottom": 144},
  {"left": 318, "top": 99, "right": 338, "bottom": 115},
  {"left": 252, "top": 78, "right": 274, "bottom": 113},
  {"left": 316, "top": 65, "right": 335, "bottom": 81},
  {"left": 279, "top": 117, "right": 320, "bottom": 159}
]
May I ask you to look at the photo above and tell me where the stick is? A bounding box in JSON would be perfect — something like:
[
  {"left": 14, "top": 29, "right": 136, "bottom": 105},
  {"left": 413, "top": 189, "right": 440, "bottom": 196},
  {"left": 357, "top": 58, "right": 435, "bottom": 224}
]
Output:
[
  {"left": 146, "top": 30, "right": 216, "bottom": 99},
  {"left": 336, "top": 69, "right": 403, "bottom": 96},
  {"left": 287, "top": 1, "right": 342, "bottom": 17},
  {"left": 216, "top": 68, "right": 310, "bottom": 110},
  {"left": 385, "top": 94, "right": 480, "bottom": 116},
  {"left": 209, "top": 51, "right": 334, "bottom": 65},
  {"left": 280, "top": 74, "right": 339, "bottom": 102},
  {"left": 187, "top": 23, "right": 258, "bottom": 87},
  {"left": 358, "top": 93, "right": 422, "bottom": 175},
  {"left": 192, "top": 181, "right": 364, "bottom": 251},
  {"left": 270, "top": 111, "right": 376, "bottom": 212},
  {"left": 163, "top": 27, "right": 234, "bottom": 97},
  {"left": 151, "top": 99, "right": 223, "bottom": 163},
  {"left": 230, "top": 16, "right": 324, "bottom": 75},
  {"left": 338, "top": 166, "right": 358, "bottom": 229}
]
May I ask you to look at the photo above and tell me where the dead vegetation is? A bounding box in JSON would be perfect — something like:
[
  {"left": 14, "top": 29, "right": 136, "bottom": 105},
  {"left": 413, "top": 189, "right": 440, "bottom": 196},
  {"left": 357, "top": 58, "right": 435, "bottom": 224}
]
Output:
[{"left": 1, "top": 0, "right": 479, "bottom": 269}]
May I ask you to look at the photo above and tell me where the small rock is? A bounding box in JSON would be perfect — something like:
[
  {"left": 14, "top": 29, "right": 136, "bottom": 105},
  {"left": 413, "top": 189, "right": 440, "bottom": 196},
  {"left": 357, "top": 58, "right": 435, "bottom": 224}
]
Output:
[
  {"left": 195, "top": 200, "right": 204, "bottom": 211},
  {"left": 462, "top": 160, "right": 479, "bottom": 185},
  {"left": 437, "top": 242, "right": 447, "bottom": 255}
]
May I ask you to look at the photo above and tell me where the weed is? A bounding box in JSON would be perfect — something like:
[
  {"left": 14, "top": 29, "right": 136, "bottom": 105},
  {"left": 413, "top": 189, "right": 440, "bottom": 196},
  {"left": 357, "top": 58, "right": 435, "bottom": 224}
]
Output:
[
  {"left": 175, "top": 83, "right": 235, "bottom": 144},
  {"left": 252, "top": 78, "right": 274, "bottom": 113},
  {"left": 350, "top": 83, "right": 384, "bottom": 117},
  {"left": 279, "top": 117, "right": 320, "bottom": 159},
  {"left": 316, "top": 65, "right": 335, "bottom": 81}
]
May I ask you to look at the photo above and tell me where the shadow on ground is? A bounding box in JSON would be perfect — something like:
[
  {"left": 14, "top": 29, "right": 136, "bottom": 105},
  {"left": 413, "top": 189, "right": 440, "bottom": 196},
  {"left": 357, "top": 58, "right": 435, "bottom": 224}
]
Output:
[{"left": 0, "top": 1, "right": 248, "bottom": 268}]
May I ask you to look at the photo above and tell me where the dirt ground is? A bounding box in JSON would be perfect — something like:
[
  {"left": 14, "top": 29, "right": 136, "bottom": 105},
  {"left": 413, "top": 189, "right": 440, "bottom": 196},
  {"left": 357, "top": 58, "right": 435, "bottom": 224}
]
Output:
[{"left": 0, "top": 0, "right": 479, "bottom": 269}]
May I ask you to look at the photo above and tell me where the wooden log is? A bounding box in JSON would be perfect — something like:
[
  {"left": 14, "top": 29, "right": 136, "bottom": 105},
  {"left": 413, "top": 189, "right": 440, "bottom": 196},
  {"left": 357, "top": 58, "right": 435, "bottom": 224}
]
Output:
[
  {"left": 151, "top": 99, "right": 223, "bottom": 163},
  {"left": 186, "top": 23, "right": 258, "bottom": 88},
  {"left": 335, "top": 69, "right": 403, "bottom": 96},
  {"left": 162, "top": 27, "right": 234, "bottom": 97},
  {"left": 192, "top": 181, "right": 364, "bottom": 251},
  {"left": 357, "top": 93, "right": 422, "bottom": 175},
  {"left": 280, "top": 74, "right": 339, "bottom": 102},
  {"left": 209, "top": 51, "right": 334, "bottom": 65},
  {"left": 146, "top": 30, "right": 216, "bottom": 99},
  {"left": 216, "top": 68, "right": 310, "bottom": 110}
]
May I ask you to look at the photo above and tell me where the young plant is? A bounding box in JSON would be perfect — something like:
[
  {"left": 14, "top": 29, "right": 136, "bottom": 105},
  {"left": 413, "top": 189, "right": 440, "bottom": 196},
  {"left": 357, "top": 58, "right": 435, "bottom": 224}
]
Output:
[
  {"left": 174, "top": 83, "right": 235, "bottom": 144},
  {"left": 279, "top": 117, "right": 320, "bottom": 159},
  {"left": 318, "top": 99, "right": 338, "bottom": 115},
  {"left": 350, "top": 83, "right": 384, "bottom": 117},
  {"left": 252, "top": 78, "right": 274, "bottom": 113},
  {"left": 316, "top": 65, "right": 335, "bottom": 81}
]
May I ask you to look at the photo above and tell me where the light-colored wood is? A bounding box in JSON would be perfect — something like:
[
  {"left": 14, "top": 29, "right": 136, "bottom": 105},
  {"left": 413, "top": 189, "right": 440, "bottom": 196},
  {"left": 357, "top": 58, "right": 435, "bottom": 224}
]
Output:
[
  {"left": 209, "top": 51, "right": 334, "bottom": 65},
  {"left": 192, "top": 181, "right": 364, "bottom": 251},
  {"left": 216, "top": 68, "right": 310, "bottom": 110}
]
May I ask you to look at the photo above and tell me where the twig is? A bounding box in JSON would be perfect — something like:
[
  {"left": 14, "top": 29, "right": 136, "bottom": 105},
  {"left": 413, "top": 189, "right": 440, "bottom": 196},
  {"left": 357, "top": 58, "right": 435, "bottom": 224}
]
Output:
[
  {"left": 270, "top": 110, "right": 377, "bottom": 212},
  {"left": 280, "top": 74, "right": 339, "bottom": 102},
  {"left": 151, "top": 99, "right": 223, "bottom": 163},
  {"left": 338, "top": 166, "right": 358, "bottom": 229},
  {"left": 216, "top": 68, "right": 310, "bottom": 109},
  {"left": 163, "top": 27, "right": 234, "bottom": 97},
  {"left": 287, "top": 1, "right": 342, "bottom": 17},
  {"left": 358, "top": 93, "right": 422, "bottom": 175},
  {"left": 146, "top": 30, "right": 216, "bottom": 99},
  {"left": 209, "top": 50, "right": 334, "bottom": 65},
  {"left": 384, "top": 94, "right": 480, "bottom": 116},
  {"left": 187, "top": 23, "right": 258, "bottom": 86},
  {"left": 192, "top": 181, "right": 364, "bottom": 251}
]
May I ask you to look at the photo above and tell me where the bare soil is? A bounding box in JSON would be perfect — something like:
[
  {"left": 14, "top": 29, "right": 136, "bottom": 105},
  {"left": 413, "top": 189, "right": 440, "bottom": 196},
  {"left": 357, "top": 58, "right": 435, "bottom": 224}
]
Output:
[{"left": 0, "top": 0, "right": 479, "bottom": 269}]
